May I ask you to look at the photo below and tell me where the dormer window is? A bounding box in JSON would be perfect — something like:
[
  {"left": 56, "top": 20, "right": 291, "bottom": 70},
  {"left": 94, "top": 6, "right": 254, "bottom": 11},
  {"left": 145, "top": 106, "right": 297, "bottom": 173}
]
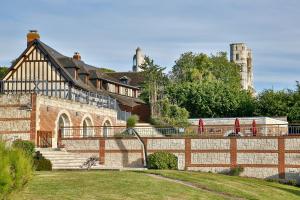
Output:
[{"left": 120, "top": 76, "right": 129, "bottom": 84}]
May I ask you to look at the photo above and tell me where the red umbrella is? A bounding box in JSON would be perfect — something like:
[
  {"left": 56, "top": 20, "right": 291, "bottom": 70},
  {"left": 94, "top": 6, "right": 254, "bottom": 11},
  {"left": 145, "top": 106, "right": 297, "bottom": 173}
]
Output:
[
  {"left": 198, "top": 119, "right": 204, "bottom": 134},
  {"left": 252, "top": 120, "right": 257, "bottom": 136},
  {"left": 234, "top": 118, "right": 240, "bottom": 135}
]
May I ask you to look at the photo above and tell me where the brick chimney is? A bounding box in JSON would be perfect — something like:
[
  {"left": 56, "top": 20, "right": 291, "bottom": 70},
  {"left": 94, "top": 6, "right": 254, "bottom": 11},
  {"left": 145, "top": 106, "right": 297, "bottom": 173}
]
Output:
[
  {"left": 73, "top": 52, "right": 81, "bottom": 60},
  {"left": 27, "top": 30, "right": 40, "bottom": 46}
]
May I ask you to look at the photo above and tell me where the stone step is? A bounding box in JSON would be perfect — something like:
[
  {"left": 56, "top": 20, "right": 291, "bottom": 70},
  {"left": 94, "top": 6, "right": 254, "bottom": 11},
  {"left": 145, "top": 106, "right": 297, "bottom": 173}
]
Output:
[{"left": 50, "top": 160, "right": 87, "bottom": 164}]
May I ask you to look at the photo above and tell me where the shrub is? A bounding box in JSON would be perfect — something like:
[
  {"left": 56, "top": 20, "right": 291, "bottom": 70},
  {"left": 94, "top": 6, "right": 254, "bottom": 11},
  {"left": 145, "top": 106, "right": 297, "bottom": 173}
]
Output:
[
  {"left": 228, "top": 165, "right": 244, "bottom": 176},
  {"left": 33, "top": 151, "right": 52, "bottom": 171},
  {"left": 34, "top": 159, "right": 52, "bottom": 171},
  {"left": 0, "top": 141, "right": 33, "bottom": 199},
  {"left": 12, "top": 140, "right": 35, "bottom": 157},
  {"left": 127, "top": 115, "right": 139, "bottom": 128},
  {"left": 147, "top": 151, "right": 178, "bottom": 170}
]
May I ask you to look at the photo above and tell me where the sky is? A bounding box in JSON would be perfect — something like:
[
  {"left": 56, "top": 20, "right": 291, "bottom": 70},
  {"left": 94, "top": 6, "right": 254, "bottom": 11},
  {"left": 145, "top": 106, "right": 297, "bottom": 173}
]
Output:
[{"left": 0, "top": 0, "right": 299, "bottom": 92}]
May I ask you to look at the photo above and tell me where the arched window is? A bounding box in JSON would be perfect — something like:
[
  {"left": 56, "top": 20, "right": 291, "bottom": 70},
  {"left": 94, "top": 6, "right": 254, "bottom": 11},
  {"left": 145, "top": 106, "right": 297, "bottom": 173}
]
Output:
[
  {"left": 58, "top": 113, "right": 70, "bottom": 137},
  {"left": 103, "top": 120, "right": 111, "bottom": 137},
  {"left": 82, "top": 117, "right": 93, "bottom": 137}
]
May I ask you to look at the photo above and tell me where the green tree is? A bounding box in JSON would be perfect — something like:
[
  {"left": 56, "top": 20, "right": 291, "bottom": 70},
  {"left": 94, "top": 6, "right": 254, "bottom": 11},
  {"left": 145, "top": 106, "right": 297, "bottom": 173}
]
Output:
[
  {"left": 140, "top": 57, "right": 167, "bottom": 117},
  {"left": 255, "top": 82, "right": 300, "bottom": 123},
  {"left": 255, "top": 89, "right": 290, "bottom": 117},
  {"left": 167, "top": 80, "right": 254, "bottom": 118},
  {"left": 0, "top": 66, "right": 8, "bottom": 79},
  {"left": 167, "top": 51, "right": 254, "bottom": 118},
  {"left": 171, "top": 52, "right": 241, "bottom": 88}
]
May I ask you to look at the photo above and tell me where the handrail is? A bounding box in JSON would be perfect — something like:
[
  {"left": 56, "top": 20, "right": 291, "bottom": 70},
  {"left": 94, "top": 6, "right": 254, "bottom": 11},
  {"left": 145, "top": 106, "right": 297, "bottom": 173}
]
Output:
[{"left": 0, "top": 80, "right": 117, "bottom": 110}]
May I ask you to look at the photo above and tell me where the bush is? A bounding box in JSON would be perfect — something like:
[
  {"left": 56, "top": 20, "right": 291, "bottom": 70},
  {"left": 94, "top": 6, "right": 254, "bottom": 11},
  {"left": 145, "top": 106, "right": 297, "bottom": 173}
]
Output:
[
  {"left": 228, "top": 166, "right": 244, "bottom": 176},
  {"left": 0, "top": 141, "right": 33, "bottom": 199},
  {"left": 12, "top": 140, "right": 35, "bottom": 157},
  {"left": 147, "top": 151, "right": 178, "bottom": 170},
  {"left": 34, "top": 159, "right": 52, "bottom": 171},
  {"left": 127, "top": 115, "right": 139, "bottom": 128},
  {"left": 33, "top": 151, "right": 52, "bottom": 171}
]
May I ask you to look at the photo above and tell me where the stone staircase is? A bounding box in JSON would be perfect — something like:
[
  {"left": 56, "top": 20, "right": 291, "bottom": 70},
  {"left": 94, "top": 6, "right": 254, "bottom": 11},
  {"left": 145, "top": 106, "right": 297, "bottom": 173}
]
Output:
[
  {"left": 36, "top": 148, "right": 147, "bottom": 170},
  {"left": 36, "top": 148, "right": 97, "bottom": 170},
  {"left": 134, "top": 123, "right": 164, "bottom": 137}
]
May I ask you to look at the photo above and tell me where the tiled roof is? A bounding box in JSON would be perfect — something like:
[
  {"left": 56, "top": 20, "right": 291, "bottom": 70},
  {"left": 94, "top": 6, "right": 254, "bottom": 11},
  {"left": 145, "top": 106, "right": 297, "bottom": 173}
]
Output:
[
  {"left": 105, "top": 72, "right": 145, "bottom": 87},
  {"left": 34, "top": 40, "right": 145, "bottom": 107}
]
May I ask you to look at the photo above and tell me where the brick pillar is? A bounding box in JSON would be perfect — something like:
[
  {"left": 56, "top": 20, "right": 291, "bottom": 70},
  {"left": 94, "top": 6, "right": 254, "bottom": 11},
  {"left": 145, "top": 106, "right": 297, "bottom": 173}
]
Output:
[
  {"left": 99, "top": 138, "right": 105, "bottom": 165},
  {"left": 278, "top": 137, "right": 285, "bottom": 179},
  {"left": 30, "top": 94, "right": 37, "bottom": 143},
  {"left": 230, "top": 138, "right": 237, "bottom": 168},
  {"left": 185, "top": 138, "right": 191, "bottom": 170}
]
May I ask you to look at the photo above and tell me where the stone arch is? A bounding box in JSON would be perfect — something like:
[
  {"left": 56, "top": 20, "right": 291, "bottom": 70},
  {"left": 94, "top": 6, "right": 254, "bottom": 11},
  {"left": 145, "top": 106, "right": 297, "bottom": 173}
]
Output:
[
  {"left": 53, "top": 110, "right": 72, "bottom": 148},
  {"left": 102, "top": 117, "right": 113, "bottom": 137},
  {"left": 81, "top": 114, "right": 94, "bottom": 137}
]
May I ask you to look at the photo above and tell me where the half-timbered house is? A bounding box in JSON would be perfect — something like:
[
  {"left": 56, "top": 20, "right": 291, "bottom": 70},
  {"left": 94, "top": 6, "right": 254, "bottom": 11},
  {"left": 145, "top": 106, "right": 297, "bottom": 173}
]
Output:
[{"left": 0, "top": 30, "right": 149, "bottom": 147}]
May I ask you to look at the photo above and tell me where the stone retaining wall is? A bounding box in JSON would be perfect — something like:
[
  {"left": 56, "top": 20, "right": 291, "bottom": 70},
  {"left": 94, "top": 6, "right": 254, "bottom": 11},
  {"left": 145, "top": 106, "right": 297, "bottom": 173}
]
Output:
[
  {"left": 61, "top": 136, "right": 300, "bottom": 181},
  {"left": 0, "top": 94, "right": 32, "bottom": 141}
]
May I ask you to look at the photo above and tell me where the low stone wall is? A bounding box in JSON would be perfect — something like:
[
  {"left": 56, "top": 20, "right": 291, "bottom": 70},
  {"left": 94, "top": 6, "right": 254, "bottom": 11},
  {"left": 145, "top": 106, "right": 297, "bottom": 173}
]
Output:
[{"left": 61, "top": 135, "right": 300, "bottom": 181}]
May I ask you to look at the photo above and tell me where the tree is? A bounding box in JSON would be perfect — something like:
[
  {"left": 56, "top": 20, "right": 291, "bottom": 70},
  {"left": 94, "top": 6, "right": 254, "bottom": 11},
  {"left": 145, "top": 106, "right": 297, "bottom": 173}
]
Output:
[
  {"left": 140, "top": 57, "right": 166, "bottom": 117},
  {"left": 170, "top": 52, "right": 241, "bottom": 88},
  {"left": 167, "top": 80, "right": 255, "bottom": 118},
  {"left": 255, "top": 82, "right": 300, "bottom": 123},
  {"left": 167, "top": 52, "right": 254, "bottom": 118},
  {"left": 255, "top": 90, "right": 289, "bottom": 117},
  {"left": 0, "top": 66, "right": 8, "bottom": 80}
]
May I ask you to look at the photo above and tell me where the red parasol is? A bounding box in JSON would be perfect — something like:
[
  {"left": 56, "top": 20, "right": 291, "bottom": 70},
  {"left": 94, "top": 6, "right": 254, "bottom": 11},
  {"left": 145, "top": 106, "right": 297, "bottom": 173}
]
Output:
[
  {"left": 252, "top": 119, "right": 257, "bottom": 136},
  {"left": 198, "top": 119, "right": 205, "bottom": 134},
  {"left": 234, "top": 118, "right": 240, "bottom": 135}
]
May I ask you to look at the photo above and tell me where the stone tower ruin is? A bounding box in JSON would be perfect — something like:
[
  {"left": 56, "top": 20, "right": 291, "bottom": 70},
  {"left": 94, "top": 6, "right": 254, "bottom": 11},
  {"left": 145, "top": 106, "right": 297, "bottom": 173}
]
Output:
[
  {"left": 230, "top": 43, "right": 253, "bottom": 91},
  {"left": 132, "top": 47, "right": 145, "bottom": 72}
]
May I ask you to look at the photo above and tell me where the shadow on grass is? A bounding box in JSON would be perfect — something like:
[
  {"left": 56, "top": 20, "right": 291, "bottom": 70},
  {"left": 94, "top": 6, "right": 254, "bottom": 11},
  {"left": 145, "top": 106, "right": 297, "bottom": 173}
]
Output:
[{"left": 270, "top": 185, "right": 300, "bottom": 197}]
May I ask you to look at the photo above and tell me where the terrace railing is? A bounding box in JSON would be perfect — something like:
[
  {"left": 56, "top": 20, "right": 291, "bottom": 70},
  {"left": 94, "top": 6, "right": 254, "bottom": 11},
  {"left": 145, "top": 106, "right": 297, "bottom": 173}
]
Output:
[
  {"left": 59, "top": 124, "right": 295, "bottom": 139},
  {"left": 0, "top": 80, "right": 117, "bottom": 110}
]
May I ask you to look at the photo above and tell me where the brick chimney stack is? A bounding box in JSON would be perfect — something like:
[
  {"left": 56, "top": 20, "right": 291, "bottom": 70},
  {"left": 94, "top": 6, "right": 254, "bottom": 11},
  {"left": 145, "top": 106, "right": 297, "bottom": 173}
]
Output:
[
  {"left": 73, "top": 52, "right": 81, "bottom": 60},
  {"left": 27, "top": 30, "right": 40, "bottom": 46}
]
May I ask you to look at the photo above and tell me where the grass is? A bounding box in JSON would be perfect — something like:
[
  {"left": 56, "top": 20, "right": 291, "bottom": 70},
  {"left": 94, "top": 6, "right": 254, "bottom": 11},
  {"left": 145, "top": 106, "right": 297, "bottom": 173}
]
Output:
[
  {"left": 145, "top": 170, "right": 300, "bottom": 200},
  {"left": 10, "top": 170, "right": 300, "bottom": 200}
]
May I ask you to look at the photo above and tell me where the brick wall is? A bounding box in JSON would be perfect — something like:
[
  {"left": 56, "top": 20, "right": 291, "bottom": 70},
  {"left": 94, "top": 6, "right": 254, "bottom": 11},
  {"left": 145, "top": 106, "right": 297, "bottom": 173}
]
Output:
[
  {"left": 61, "top": 135, "right": 300, "bottom": 181},
  {"left": 0, "top": 94, "right": 119, "bottom": 147}
]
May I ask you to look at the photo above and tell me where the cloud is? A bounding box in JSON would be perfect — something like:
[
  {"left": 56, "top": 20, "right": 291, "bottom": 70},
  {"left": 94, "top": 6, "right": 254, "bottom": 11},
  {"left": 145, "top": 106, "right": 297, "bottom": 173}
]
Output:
[{"left": 0, "top": 0, "right": 299, "bottom": 91}]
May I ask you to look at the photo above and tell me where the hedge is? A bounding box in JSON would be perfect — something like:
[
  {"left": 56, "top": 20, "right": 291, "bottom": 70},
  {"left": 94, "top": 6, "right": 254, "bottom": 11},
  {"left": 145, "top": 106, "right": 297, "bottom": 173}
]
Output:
[{"left": 147, "top": 151, "right": 178, "bottom": 170}]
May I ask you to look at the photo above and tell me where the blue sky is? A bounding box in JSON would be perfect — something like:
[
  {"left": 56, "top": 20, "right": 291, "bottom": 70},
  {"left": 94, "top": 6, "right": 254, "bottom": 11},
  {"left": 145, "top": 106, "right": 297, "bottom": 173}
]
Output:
[{"left": 0, "top": 0, "right": 299, "bottom": 92}]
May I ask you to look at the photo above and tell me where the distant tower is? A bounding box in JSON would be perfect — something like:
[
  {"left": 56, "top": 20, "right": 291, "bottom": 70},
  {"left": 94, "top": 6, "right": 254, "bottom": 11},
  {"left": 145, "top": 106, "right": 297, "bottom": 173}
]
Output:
[
  {"left": 132, "top": 47, "right": 145, "bottom": 72},
  {"left": 230, "top": 43, "right": 253, "bottom": 91}
]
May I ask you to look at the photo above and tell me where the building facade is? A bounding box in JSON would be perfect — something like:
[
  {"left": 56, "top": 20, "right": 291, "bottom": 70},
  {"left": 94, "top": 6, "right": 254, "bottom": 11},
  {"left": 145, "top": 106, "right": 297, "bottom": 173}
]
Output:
[
  {"left": 230, "top": 43, "right": 254, "bottom": 91},
  {"left": 0, "top": 31, "right": 151, "bottom": 147}
]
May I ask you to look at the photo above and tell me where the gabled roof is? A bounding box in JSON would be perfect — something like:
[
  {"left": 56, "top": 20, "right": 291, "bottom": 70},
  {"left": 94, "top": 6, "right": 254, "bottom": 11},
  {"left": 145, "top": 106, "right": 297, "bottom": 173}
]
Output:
[{"left": 4, "top": 39, "right": 146, "bottom": 107}]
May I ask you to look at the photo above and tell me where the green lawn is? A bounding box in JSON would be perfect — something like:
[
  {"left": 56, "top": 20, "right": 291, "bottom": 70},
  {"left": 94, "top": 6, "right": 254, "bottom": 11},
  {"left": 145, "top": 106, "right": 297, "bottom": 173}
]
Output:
[{"left": 11, "top": 170, "right": 300, "bottom": 200}]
